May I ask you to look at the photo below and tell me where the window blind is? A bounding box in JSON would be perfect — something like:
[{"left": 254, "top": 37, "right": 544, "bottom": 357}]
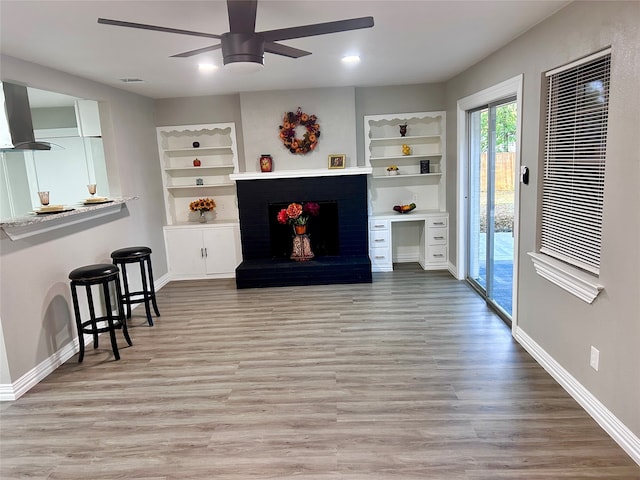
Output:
[{"left": 541, "top": 50, "right": 611, "bottom": 275}]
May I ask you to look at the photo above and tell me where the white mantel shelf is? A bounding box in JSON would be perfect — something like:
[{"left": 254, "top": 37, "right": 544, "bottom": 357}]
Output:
[
  {"left": 0, "top": 197, "right": 137, "bottom": 241},
  {"left": 230, "top": 167, "right": 372, "bottom": 181}
]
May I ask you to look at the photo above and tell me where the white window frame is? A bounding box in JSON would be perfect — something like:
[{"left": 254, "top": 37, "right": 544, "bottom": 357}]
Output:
[{"left": 530, "top": 49, "right": 610, "bottom": 303}]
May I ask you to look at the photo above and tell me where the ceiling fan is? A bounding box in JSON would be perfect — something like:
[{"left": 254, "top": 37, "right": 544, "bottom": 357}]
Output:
[{"left": 98, "top": 0, "right": 374, "bottom": 71}]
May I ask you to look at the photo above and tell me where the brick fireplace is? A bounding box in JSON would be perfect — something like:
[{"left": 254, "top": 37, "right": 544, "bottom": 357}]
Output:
[{"left": 234, "top": 173, "right": 371, "bottom": 288}]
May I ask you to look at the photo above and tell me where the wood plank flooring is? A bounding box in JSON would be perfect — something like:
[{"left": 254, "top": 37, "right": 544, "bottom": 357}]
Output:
[{"left": 1, "top": 265, "right": 638, "bottom": 479}]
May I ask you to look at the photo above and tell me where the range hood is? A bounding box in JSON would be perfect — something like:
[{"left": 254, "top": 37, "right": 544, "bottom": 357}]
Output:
[{"left": 0, "top": 81, "right": 51, "bottom": 151}]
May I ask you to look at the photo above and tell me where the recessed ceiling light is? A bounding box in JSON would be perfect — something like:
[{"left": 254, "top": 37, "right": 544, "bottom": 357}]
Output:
[
  {"left": 198, "top": 63, "right": 218, "bottom": 72},
  {"left": 341, "top": 55, "right": 361, "bottom": 64}
]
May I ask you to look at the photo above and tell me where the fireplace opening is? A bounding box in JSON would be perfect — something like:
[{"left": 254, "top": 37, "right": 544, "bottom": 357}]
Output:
[{"left": 268, "top": 201, "right": 339, "bottom": 258}]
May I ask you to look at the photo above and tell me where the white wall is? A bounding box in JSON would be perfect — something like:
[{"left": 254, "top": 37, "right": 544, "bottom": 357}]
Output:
[
  {"left": 444, "top": 1, "right": 640, "bottom": 438},
  {"left": 0, "top": 55, "right": 167, "bottom": 387}
]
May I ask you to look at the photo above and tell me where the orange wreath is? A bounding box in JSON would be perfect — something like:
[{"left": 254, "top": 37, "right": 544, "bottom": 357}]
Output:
[{"left": 279, "top": 107, "right": 320, "bottom": 154}]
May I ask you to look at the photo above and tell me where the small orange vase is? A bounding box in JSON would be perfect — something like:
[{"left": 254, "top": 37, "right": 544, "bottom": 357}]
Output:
[{"left": 294, "top": 225, "right": 307, "bottom": 235}]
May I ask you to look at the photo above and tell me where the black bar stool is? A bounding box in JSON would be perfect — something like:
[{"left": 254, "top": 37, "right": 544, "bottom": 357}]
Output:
[
  {"left": 69, "top": 264, "right": 132, "bottom": 362},
  {"left": 110, "top": 246, "right": 160, "bottom": 327}
]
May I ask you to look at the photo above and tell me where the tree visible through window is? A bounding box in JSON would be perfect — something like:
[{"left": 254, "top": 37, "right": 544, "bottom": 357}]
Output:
[{"left": 540, "top": 49, "right": 611, "bottom": 275}]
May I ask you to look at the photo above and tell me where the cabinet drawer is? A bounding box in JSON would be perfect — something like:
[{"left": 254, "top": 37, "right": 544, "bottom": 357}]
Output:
[
  {"left": 369, "top": 229, "right": 390, "bottom": 247},
  {"left": 369, "top": 219, "right": 390, "bottom": 231},
  {"left": 428, "top": 227, "right": 448, "bottom": 245},
  {"left": 427, "top": 216, "right": 448, "bottom": 228},
  {"left": 427, "top": 245, "right": 447, "bottom": 263},
  {"left": 370, "top": 246, "right": 392, "bottom": 271}
]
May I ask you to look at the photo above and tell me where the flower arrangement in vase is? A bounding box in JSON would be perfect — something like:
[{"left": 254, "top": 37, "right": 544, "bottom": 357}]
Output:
[
  {"left": 189, "top": 197, "right": 216, "bottom": 223},
  {"left": 277, "top": 202, "right": 320, "bottom": 234}
]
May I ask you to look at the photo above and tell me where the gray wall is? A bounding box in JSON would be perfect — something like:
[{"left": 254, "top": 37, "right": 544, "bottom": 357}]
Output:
[
  {"left": 0, "top": 55, "right": 167, "bottom": 385},
  {"left": 444, "top": 1, "right": 640, "bottom": 435}
]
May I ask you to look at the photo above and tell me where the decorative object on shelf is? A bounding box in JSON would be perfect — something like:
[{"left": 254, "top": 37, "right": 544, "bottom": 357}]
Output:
[
  {"left": 387, "top": 165, "right": 399, "bottom": 176},
  {"left": 279, "top": 107, "right": 320, "bottom": 154},
  {"left": 192, "top": 141, "right": 200, "bottom": 148},
  {"left": 328, "top": 154, "right": 346, "bottom": 169},
  {"left": 260, "top": 154, "right": 273, "bottom": 172},
  {"left": 189, "top": 197, "right": 216, "bottom": 223},
  {"left": 402, "top": 144, "right": 411, "bottom": 155},
  {"left": 276, "top": 202, "right": 320, "bottom": 262},
  {"left": 196, "top": 178, "right": 204, "bottom": 186},
  {"left": 193, "top": 158, "right": 201, "bottom": 167},
  {"left": 393, "top": 203, "right": 416, "bottom": 214},
  {"left": 420, "top": 160, "right": 430, "bottom": 174},
  {"left": 399, "top": 123, "right": 407, "bottom": 137},
  {"left": 37, "top": 191, "right": 50, "bottom": 206}
]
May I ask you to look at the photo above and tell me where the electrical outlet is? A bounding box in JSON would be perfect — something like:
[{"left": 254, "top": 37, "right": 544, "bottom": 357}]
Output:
[{"left": 590, "top": 346, "right": 600, "bottom": 371}]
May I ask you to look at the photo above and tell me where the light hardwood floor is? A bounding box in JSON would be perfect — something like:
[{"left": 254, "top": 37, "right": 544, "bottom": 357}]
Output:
[{"left": 1, "top": 265, "right": 638, "bottom": 479}]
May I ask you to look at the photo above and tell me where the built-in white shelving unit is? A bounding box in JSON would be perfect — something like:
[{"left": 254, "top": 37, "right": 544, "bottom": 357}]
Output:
[
  {"left": 156, "top": 123, "right": 242, "bottom": 279},
  {"left": 364, "top": 112, "right": 448, "bottom": 272}
]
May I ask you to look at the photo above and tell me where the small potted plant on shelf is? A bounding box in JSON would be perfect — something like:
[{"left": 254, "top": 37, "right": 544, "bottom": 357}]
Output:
[{"left": 387, "top": 165, "right": 399, "bottom": 176}]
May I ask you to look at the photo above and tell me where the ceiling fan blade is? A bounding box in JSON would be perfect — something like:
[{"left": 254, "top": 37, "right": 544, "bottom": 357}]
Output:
[
  {"left": 227, "top": 0, "right": 257, "bottom": 33},
  {"left": 97, "top": 18, "right": 221, "bottom": 40},
  {"left": 171, "top": 44, "right": 223, "bottom": 58},
  {"left": 264, "top": 42, "right": 311, "bottom": 59},
  {"left": 261, "top": 16, "right": 374, "bottom": 42}
]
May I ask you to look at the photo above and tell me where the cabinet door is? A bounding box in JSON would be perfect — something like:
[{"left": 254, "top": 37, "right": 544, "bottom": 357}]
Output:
[
  {"left": 165, "top": 229, "right": 206, "bottom": 276},
  {"left": 202, "top": 226, "right": 241, "bottom": 275}
]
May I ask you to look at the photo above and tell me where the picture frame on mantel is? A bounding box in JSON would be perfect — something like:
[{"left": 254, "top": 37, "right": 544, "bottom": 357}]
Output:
[{"left": 328, "top": 154, "right": 346, "bottom": 169}]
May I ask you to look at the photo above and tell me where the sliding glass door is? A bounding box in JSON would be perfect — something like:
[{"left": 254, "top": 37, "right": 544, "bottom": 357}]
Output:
[{"left": 467, "top": 98, "right": 516, "bottom": 318}]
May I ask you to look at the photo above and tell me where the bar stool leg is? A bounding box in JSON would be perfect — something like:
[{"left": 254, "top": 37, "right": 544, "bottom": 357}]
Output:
[
  {"left": 146, "top": 257, "right": 161, "bottom": 317},
  {"left": 139, "top": 259, "right": 154, "bottom": 326},
  {"left": 114, "top": 277, "right": 133, "bottom": 346},
  {"left": 102, "top": 281, "right": 120, "bottom": 361},
  {"left": 120, "top": 263, "right": 132, "bottom": 319},
  {"left": 70, "top": 284, "right": 85, "bottom": 363},
  {"left": 86, "top": 286, "right": 99, "bottom": 348}
]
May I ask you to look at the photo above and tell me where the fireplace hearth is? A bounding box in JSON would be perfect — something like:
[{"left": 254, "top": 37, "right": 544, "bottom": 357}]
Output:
[{"left": 235, "top": 174, "right": 371, "bottom": 288}]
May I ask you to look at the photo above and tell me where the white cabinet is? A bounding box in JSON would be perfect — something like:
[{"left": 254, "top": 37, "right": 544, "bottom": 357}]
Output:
[
  {"left": 157, "top": 124, "right": 242, "bottom": 280},
  {"left": 369, "top": 219, "right": 392, "bottom": 271},
  {"left": 156, "top": 123, "right": 239, "bottom": 225},
  {"left": 164, "top": 225, "right": 241, "bottom": 279},
  {"left": 364, "top": 111, "right": 446, "bottom": 216},
  {"left": 364, "top": 112, "right": 448, "bottom": 272},
  {"left": 367, "top": 213, "right": 449, "bottom": 272}
]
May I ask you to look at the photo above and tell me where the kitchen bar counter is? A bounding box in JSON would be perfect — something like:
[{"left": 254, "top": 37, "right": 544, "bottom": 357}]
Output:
[{"left": 0, "top": 197, "right": 137, "bottom": 240}]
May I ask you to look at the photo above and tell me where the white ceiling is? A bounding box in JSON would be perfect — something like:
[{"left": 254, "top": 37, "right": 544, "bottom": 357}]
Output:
[{"left": 1, "top": 0, "right": 570, "bottom": 101}]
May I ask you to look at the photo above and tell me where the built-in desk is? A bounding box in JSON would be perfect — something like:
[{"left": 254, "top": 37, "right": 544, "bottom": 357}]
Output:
[{"left": 369, "top": 210, "right": 448, "bottom": 272}]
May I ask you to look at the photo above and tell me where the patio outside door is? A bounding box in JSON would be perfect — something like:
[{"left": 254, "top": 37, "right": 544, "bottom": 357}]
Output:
[{"left": 467, "top": 98, "right": 516, "bottom": 319}]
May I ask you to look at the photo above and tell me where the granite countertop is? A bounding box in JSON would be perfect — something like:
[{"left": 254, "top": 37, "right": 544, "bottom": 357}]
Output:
[{"left": 1, "top": 197, "right": 138, "bottom": 240}]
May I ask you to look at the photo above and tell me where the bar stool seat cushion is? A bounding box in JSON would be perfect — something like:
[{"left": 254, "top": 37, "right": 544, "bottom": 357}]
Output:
[
  {"left": 69, "top": 264, "right": 119, "bottom": 282},
  {"left": 111, "top": 246, "right": 152, "bottom": 261}
]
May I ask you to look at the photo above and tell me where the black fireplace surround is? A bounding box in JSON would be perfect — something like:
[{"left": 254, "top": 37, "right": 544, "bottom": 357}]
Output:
[{"left": 235, "top": 174, "right": 372, "bottom": 288}]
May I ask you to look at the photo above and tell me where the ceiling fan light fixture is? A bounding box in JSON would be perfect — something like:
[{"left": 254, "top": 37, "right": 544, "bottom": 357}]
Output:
[
  {"left": 221, "top": 32, "right": 265, "bottom": 73},
  {"left": 224, "top": 61, "right": 264, "bottom": 74}
]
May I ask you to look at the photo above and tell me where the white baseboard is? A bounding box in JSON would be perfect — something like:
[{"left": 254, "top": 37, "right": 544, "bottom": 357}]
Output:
[
  {"left": 0, "top": 275, "right": 171, "bottom": 402},
  {"left": 514, "top": 326, "right": 640, "bottom": 466},
  {"left": 448, "top": 261, "right": 458, "bottom": 278}
]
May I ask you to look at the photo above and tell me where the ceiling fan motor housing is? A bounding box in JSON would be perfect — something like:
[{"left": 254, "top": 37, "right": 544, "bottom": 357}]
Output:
[{"left": 221, "top": 32, "right": 265, "bottom": 65}]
